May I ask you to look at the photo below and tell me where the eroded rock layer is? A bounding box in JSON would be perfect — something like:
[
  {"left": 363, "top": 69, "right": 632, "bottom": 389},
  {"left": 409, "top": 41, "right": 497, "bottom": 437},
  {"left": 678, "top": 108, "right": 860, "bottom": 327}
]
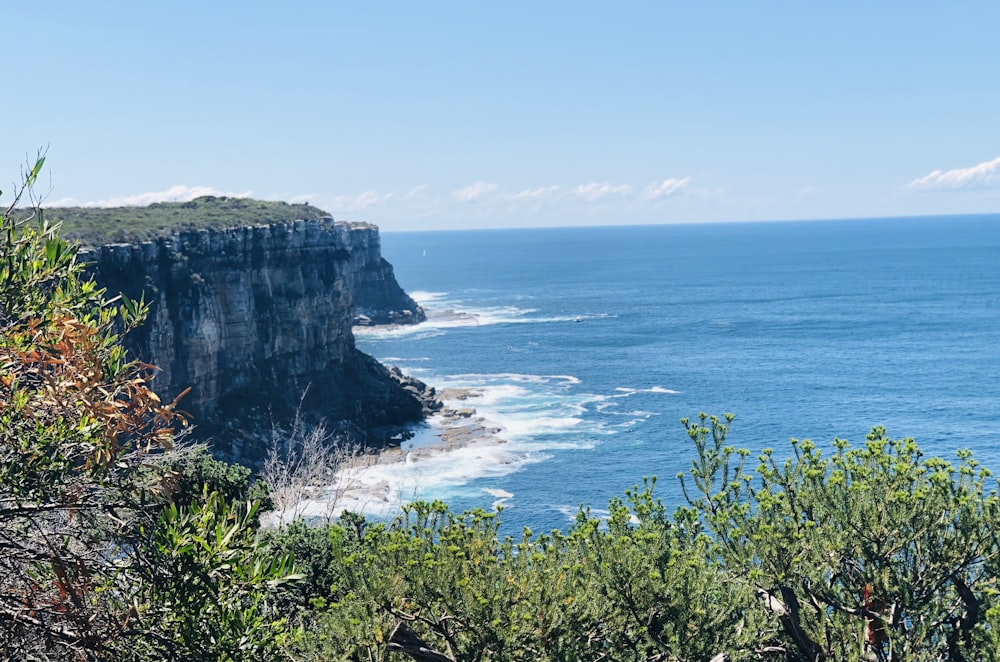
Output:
[{"left": 80, "top": 219, "right": 429, "bottom": 465}]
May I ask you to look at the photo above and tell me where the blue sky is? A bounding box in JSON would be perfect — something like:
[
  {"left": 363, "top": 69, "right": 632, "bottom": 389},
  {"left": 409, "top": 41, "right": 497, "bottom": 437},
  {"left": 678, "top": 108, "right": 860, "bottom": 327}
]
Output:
[{"left": 5, "top": 2, "right": 1000, "bottom": 231}]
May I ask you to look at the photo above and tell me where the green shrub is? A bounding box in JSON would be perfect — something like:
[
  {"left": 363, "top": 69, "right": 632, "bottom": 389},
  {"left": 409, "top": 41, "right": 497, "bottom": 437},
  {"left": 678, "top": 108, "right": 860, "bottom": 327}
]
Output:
[{"left": 1, "top": 157, "right": 298, "bottom": 660}]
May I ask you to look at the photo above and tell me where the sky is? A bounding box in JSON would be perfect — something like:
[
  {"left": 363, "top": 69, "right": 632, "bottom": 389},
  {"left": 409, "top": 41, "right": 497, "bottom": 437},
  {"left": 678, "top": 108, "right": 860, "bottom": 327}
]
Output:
[{"left": 4, "top": 2, "right": 1000, "bottom": 231}]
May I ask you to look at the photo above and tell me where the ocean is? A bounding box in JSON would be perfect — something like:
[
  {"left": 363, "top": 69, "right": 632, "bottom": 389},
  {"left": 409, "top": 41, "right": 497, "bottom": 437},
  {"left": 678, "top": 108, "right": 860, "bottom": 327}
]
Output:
[{"left": 350, "top": 215, "right": 1000, "bottom": 536}]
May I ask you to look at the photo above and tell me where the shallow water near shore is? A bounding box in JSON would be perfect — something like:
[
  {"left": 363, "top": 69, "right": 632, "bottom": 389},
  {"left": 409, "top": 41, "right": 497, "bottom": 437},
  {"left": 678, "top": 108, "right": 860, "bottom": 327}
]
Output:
[{"left": 346, "top": 216, "right": 1000, "bottom": 536}]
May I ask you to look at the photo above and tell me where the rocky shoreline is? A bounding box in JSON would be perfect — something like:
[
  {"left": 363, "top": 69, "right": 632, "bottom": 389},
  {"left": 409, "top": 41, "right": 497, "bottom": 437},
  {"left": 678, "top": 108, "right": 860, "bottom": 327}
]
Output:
[{"left": 264, "top": 382, "right": 513, "bottom": 525}]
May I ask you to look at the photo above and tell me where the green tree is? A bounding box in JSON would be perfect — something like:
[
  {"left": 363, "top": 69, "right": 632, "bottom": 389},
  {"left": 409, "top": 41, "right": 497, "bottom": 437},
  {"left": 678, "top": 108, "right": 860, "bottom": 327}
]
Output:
[
  {"left": 680, "top": 412, "right": 1000, "bottom": 661},
  {"left": 125, "top": 493, "right": 296, "bottom": 661},
  {"left": 1, "top": 156, "right": 296, "bottom": 659},
  {"left": 281, "top": 494, "right": 760, "bottom": 661},
  {"left": 0, "top": 154, "right": 178, "bottom": 657},
  {"left": 580, "top": 479, "right": 764, "bottom": 660}
]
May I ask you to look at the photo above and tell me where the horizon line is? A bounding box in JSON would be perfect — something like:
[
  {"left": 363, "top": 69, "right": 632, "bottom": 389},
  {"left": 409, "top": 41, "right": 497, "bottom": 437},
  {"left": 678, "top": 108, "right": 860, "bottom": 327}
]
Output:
[{"left": 378, "top": 210, "right": 1000, "bottom": 234}]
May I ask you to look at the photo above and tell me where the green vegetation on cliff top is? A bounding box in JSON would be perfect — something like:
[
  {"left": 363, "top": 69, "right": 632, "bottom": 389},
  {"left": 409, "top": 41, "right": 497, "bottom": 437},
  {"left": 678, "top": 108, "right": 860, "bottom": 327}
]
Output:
[{"left": 29, "top": 196, "right": 335, "bottom": 245}]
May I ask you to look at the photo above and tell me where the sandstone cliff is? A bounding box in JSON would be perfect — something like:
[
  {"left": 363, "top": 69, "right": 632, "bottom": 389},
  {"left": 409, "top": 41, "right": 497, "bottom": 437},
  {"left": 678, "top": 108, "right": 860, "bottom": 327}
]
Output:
[{"left": 79, "top": 218, "right": 429, "bottom": 466}]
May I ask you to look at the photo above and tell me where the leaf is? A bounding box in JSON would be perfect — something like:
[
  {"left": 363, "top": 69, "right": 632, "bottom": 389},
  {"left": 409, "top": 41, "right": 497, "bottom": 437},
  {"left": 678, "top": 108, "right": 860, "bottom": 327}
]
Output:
[
  {"left": 45, "top": 238, "right": 62, "bottom": 266},
  {"left": 121, "top": 293, "right": 137, "bottom": 318},
  {"left": 25, "top": 156, "right": 45, "bottom": 188}
]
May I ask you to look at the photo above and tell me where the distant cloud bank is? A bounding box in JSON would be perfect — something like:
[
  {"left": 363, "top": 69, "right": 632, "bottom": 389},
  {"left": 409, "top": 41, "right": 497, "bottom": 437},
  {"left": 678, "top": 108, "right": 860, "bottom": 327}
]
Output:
[
  {"left": 45, "top": 175, "right": 700, "bottom": 229},
  {"left": 573, "top": 182, "right": 634, "bottom": 202},
  {"left": 452, "top": 181, "right": 499, "bottom": 202},
  {"left": 330, "top": 190, "right": 382, "bottom": 210},
  {"left": 47, "top": 185, "right": 254, "bottom": 208},
  {"left": 643, "top": 177, "right": 691, "bottom": 200},
  {"left": 447, "top": 177, "right": 692, "bottom": 205},
  {"left": 907, "top": 156, "right": 1000, "bottom": 191}
]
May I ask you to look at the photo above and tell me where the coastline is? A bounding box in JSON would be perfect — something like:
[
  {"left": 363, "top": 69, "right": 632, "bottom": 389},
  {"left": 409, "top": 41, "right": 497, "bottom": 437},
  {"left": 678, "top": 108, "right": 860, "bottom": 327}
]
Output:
[{"left": 266, "top": 385, "right": 512, "bottom": 525}]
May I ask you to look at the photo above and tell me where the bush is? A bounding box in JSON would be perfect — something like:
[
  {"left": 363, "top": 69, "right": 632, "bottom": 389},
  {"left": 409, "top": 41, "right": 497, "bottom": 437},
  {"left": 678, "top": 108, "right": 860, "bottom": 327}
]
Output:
[
  {"left": 680, "top": 413, "right": 1000, "bottom": 660},
  {"left": 1, "top": 156, "right": 297, "bottom": 660},
  {"left": 9, "top": 157, "right": 998, "bottom": 661}
]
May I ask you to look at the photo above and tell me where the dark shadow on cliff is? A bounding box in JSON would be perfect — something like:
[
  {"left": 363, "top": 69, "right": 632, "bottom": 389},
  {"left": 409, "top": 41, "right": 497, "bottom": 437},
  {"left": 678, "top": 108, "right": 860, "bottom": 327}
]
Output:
[
  {"left": 67, "top": 213, "right": 431, "bottom": 471},
  {"left": 205, "top": 350, "right": 439, "bottom": 468}
]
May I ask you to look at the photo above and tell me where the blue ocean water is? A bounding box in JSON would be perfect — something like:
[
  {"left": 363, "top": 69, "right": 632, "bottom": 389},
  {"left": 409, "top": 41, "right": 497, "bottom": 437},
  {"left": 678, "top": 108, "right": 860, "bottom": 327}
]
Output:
[{"left": 353, "top": 215, "right": 1000, "bottom": 535}]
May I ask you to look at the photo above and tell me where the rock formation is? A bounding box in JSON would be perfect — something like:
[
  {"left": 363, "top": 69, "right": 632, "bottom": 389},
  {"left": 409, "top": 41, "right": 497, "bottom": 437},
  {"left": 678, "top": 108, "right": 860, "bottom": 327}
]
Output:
[{"left": 79, "top": 218, "right": 432, "bottom": 466}]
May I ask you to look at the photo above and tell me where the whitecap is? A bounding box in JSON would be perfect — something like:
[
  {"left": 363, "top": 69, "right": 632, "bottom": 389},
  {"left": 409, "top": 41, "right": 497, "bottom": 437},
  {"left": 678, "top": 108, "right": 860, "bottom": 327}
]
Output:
[
  {"left": 315, "top": 436, "right": 545, "bottom": 520},
  {"left": 612, "top": 386, "right": 682, "bottom": 397},
  {"left": 282, "top": 368, "right": 665, "bottom": 523},
  {"left": 447, "top": 373, "right": 581, "bottom": 386},
  {"left": 410, "top": 291, "right": 450, "bottom": 303},
  {"left": 483, "top": 488, "right": 514, "bottom": 510},
  {"left": 363, "top": 289, "right": 612, "bottom": 338}
]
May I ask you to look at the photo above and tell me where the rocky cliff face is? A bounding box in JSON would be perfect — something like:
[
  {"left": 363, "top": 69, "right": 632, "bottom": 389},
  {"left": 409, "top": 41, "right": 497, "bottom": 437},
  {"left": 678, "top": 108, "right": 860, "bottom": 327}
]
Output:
[
  {"left": 345, "top": 224, "right": 425, "bottom": 327},
  {"left": 80, "top": 218, "right": 429, "bottom": 466}
]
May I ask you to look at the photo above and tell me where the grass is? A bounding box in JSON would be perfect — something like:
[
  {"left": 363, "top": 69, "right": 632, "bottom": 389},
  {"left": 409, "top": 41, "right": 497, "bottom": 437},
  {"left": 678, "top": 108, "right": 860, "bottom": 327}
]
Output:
[{"left": 24, "top": 196, "right": 336, "bottom": 246}]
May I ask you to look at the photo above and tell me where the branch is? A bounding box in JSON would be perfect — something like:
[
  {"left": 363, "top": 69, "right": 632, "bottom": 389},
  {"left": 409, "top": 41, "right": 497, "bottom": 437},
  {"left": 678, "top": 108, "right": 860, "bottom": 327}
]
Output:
[
  {"left": 387, "top": 622, "right": 457, "bottom": 662},
  {"left": 952, "top": 573, "right": 980, "bottom": 656},
  {"left": 0, "top": 605, "right": 94, "bottom": 649},
  {"left": 757, "top": 586, "right": 827, "bottom": 660}
]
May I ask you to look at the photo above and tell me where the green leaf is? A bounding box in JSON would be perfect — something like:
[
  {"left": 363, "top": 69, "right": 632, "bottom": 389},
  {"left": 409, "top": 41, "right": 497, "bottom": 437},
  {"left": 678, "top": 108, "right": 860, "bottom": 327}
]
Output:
[
  {"left": 44, "top": 238, "right": 62, "bottom": 266},
  {"left": 25, "top": 156, "right": 45, "bottom": 188},
  {"left": 121, "top": 293, "right": 137, "bottom": 318}
]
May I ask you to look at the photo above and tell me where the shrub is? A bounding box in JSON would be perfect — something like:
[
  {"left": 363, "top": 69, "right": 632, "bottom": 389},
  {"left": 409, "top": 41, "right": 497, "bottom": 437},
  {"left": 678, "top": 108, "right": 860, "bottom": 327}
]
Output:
[{"left": 1, "top": 156, "right": 296, "bottom": 660}]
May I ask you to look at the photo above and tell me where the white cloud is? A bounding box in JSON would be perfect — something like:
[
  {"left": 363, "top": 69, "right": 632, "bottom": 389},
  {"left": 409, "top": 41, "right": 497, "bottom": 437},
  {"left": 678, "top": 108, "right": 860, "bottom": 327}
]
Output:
[
  {"left": 573, "top": 182, "right": 633, "bottom": 202},
  {"left": 514, "top": 185, "right": 561, "bottom": 200},
  {"left": 643, "top": 177, "right": 691, "bottom": 200},
  {"left": 796, "top": 184, "right": 819, "bottom": 197},
  {"left": 907, "top": 156, "right": 1000, "bottom": 191},
  {"left": 329, "top": 190, "right": 383, "bottom": 211},
  {"left": 47, "top": 185, "right": 254, "bottom": 208},
  {"left": 452, "top": 181, "right": 499, "bottom": 202}
]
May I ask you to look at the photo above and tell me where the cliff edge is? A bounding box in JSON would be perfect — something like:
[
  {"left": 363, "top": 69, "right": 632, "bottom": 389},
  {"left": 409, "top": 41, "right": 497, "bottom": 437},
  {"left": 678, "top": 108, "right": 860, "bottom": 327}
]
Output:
[{"left": 75, "top": 212, "right": 430, "bottom": 466}]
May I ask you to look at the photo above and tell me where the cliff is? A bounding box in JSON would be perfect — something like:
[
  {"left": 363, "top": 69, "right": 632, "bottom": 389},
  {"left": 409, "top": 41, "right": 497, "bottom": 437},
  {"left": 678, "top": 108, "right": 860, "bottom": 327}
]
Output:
[{"left": 78, "top": 217, "right": 430, "bottom": 466}]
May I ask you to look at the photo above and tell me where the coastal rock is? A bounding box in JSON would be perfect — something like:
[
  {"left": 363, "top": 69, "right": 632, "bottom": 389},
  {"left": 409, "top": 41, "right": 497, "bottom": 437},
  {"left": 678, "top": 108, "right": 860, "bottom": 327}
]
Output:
[
  {"left": 80, "top": 218, "right": 429, "bottom": 466},
  {"left": 346, "top": 225, "right": 426, "bottom": 326}
]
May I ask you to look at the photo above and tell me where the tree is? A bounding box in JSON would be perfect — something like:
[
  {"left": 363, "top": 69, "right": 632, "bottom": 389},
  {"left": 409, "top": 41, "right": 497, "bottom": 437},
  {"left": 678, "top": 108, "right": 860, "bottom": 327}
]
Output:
[
  {"left": 283, "top": 414, "right": 1000, "bottom": 661},
  {"left": 281, "top": 493, "right": 760, "bottom": 661},
  {"left": 680, "top": 412, "right": 1000, "bottom": 661},
  {"left": 125, "top": 493, "right": 296, "bottom": 661},
  {"left": 0, "top": 154, "right": 179, "bottom": 656},
  {"left": 1, "top": 156, "right": 296, "bottom": 659}
]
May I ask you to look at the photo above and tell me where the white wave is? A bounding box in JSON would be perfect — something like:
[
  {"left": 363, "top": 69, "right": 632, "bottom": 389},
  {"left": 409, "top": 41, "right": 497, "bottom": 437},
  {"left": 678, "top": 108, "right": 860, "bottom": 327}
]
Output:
[
  {"left": 554, "top": 504, "right": 581, "bottom": 522},
  {"left": 554, "top": 505, "right": 614, "bottom": 523},
  {"left": 354, "top": 325, "right": 449, "bottom": 339},
  {"left": 554, "top": 505, "right": 630, "bottom": 526},
  {"left": 410, "top": 291, "right": 450, "bottom": 303},
  {"left": 448, "top": 373, "right": 581, "bottom": 386},
  {"left": 488, "top": 415, "right": 584, "bottom": 438},
  {"left": 613, "top": 386, "right": 682, "bottom": 397},
  {"left": 334, "top": 439, "right": 547, "bottom": 519},
  {"left": 484, "top": 488, "right": 514, "bottom": 510},
  {"left": 387, "top": 366, "right": 431, "bottom": 376},
  {"left": 596, "top": 408, "right": 662, "bottom": 419},
  {"left": 356, "top": 290, "right": 610, "bottom": 339},
  {"left": 286, "top": 369, "right": 666, "bottom": 522}
]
